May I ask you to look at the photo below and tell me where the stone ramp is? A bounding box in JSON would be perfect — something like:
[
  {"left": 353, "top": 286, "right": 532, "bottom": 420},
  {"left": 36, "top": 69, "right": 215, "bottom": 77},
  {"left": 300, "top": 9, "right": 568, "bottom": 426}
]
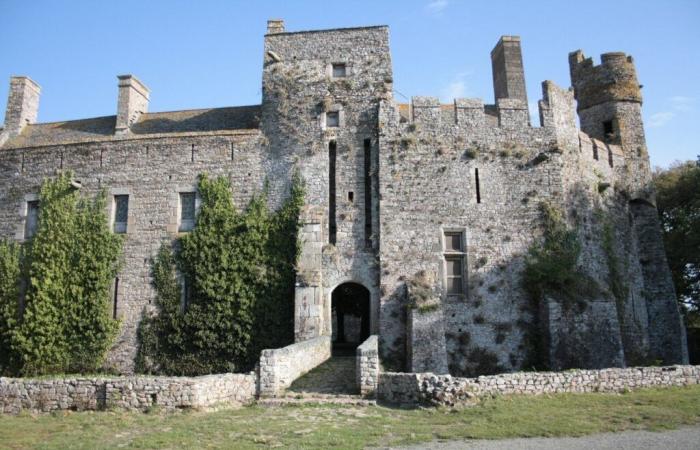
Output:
[
  {"left": 258, "top": 355, "right": 373, "bottom": 406},
  {"left": 288, "top": 355, "right": 357, "bottom": 395}
]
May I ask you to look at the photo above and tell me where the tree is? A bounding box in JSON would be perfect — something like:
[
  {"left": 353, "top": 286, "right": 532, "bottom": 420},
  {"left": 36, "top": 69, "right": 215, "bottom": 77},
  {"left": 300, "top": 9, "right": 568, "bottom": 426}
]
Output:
[{"left": 653, "top": 160, "right": 700, "bottom": 326}]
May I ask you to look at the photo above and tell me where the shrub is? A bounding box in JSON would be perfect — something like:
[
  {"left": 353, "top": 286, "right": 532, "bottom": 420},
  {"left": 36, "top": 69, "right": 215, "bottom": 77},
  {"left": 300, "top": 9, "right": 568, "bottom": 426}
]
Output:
[
  {"left": 137, "top": 173, "right": 304, "bottom": 375},
  {"left": 3, "top": 172, "right": 123, "bottom": 376}
]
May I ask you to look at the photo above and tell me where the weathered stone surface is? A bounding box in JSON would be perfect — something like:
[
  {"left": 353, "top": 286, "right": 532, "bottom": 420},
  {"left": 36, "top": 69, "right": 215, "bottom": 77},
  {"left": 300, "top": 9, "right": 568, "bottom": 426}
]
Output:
[
  {"left": 258, "top": 336, "right": 331, "bottom": 397},
  {"left": 378, "top": 365, "right": 700, "bottom": 407},
  {"left": 356, "top": 335, "right": 379, "bottom": 396},
  {"left": 0, "top": 373, "right": 256, "bottom": 414}
]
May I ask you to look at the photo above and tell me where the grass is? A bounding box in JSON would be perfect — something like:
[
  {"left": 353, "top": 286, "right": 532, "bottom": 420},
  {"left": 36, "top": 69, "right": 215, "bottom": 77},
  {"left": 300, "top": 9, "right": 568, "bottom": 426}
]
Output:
[{"left": 1, "top": 386, "right": 699, "bottom": 449}]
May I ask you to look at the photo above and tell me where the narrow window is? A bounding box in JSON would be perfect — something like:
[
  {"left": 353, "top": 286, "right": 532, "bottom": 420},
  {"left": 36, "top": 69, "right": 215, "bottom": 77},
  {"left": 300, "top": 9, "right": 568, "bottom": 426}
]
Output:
[
  {"left": 113, "top": 195, "right": 129, "bottom": 233},
  {"left": 332, "top": 63, "right": 347, "bottom": 78},
  {"left": 592, "top": 143, "right": 599, "bottom": 160},
  {"left": 443, "top": 231, "right": 466, "bottom": 296},
  {"left": 329, "top": 141, "right": 337, "bottom": 244},
  {"left": 474, "top": 168, "right": 481, "bottom": 204},
  {"left": 112, "top": 277, "right": 119, "bottom": 319},
  {"left": 603, "top": 120, "right": 614, "bottom": 140},
  {"left": 180, "top": 276, "right": 190, "bottom": 313},
  {"left": 608, "top": 148, "right": 614, "bottom": 168},
  {"left": 25, "top": 200, "right": 39, "bottom": 239},
  {"left": 348, "top": 191, "right": 354, "bottom": 203},
  {"left": 179, "top": 192, "right": 196, "bottom": 232},
  {"left": 326, "top": 112, "right": 340, "bottom": 128},
  {"left": 191, "top": 144, "right": 195, "bottom": 162},
  {"left": 364, "top": 138, "right": 372, "bottom": 248}
]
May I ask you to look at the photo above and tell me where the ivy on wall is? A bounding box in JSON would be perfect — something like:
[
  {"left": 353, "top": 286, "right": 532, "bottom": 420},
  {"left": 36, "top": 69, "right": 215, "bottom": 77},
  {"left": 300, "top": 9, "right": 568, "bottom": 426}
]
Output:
[
  {"left": 0, "top": 172, "right": 123, "bottom": 376},
  {"left": 136, "top": 173, "right": 304, "bottom": 376}
]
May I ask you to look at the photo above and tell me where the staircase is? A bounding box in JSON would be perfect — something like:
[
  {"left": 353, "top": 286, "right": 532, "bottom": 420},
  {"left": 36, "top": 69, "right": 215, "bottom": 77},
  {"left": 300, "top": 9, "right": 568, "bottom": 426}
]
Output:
[{"left": 257, "top": 355, "right": 376, "bottom": 406}]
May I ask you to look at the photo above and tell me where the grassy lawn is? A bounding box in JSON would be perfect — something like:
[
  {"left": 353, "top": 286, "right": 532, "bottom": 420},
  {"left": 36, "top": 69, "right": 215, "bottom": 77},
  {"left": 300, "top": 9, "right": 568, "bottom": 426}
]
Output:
[{"left": 1, "top": 385, "right": 699, "bottom": 449}]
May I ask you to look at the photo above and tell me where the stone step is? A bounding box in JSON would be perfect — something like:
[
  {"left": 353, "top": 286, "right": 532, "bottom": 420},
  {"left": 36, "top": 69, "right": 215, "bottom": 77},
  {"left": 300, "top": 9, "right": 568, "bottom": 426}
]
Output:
[{"left": 257, "top": 396, "right": 376, "bottom": 407}]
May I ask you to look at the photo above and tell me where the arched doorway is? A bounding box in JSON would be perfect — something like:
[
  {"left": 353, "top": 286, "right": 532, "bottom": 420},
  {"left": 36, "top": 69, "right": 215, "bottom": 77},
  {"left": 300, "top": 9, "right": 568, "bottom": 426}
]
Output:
[{"left": 331, "top": 282, "right": 370, "bottom": 353}]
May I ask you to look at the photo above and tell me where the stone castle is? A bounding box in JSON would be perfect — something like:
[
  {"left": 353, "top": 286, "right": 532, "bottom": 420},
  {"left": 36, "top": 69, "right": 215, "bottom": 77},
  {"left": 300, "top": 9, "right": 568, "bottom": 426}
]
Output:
[{"left": 0, "top": 20, "right": 688, "bottom": 376}]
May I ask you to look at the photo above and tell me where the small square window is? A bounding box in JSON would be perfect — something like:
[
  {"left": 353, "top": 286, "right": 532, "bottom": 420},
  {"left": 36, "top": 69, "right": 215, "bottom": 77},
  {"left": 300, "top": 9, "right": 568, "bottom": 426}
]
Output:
[
  {"left": 326, "top": 112, "right": 340, "bottom": 128},
  {"left": 332, "top": 63, "right": 347, "bottom": 78},
  {"left": 444, "top": 232, "right": 463, "bottom": 252},
  {"left": 25, "top": 200, "right": 39, "bottom": 239},
  {"left": 113, "top": 195, "right": 129, "bottom": 233},
  {"left": 179, "top": 192, "right": 196, "bottom": 232}
]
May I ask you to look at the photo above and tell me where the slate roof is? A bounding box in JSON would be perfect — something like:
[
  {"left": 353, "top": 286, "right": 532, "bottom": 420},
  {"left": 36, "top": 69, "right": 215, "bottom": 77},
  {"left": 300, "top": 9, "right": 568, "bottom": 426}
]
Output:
[{"left": 1, "top": 105, "right": 261, "bottom": 149}]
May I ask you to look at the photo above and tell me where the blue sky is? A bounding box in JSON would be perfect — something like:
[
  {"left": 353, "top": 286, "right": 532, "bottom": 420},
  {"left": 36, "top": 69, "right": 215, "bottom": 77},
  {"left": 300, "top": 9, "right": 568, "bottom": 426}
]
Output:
[{"left": 1, "top": 0, "right": 698, "bottom": 167}]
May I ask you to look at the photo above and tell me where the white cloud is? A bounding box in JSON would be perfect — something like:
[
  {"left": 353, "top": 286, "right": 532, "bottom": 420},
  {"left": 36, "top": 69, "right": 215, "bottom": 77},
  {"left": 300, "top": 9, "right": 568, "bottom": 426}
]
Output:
[
  {"left": 648, "top": 111, "right": 675, "bottom": 128},
  {"left": 670, "top": 96, "right": 694, "bottom": 112},
  {"left": 439, "top": 71, "right": 472, "bottom": 102},
  {"left": 426, "top": 0, "right": 449, "bottom": 14}
]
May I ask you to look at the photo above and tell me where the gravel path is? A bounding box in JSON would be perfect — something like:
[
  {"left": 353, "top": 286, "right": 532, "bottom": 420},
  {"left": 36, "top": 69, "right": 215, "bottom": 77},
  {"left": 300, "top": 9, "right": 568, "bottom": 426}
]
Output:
[{"left": 394, "top": 426, "right": 700, "bottom": 449}]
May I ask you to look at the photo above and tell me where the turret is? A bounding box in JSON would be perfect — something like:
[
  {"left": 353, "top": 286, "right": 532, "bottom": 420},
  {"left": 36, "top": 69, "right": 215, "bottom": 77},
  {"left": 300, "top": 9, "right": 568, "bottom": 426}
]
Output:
[{"left": 569, "top": 50, "right": 644, "bottom": 149}]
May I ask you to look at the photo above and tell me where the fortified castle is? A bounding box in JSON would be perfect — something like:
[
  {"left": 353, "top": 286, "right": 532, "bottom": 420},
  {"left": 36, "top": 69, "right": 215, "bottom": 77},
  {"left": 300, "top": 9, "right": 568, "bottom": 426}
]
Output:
[{"left": 0, "top": 20, "right": 688, "bottom": 376}]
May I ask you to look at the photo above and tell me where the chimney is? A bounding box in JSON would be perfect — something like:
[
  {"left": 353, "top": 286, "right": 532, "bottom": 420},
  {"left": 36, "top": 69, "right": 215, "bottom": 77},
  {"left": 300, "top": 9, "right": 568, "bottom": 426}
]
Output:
[
  {"left": 3, "top": 76, "right": 41, "bottom": 136},
  {"left": 115, "top": 75, "right": 150, "bottom": 134},
  {"left": 491, "top": 36, "right": 529, "bottom": 107},
  {"left": 267, "top": 19, "right": 285, "bottom": 34}
]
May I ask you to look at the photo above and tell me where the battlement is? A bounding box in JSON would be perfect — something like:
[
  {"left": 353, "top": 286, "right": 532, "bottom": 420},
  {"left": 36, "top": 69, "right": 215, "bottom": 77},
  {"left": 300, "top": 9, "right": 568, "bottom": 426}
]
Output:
[{"left": 569, "top": 50, "right": 642, "bottom": 111}]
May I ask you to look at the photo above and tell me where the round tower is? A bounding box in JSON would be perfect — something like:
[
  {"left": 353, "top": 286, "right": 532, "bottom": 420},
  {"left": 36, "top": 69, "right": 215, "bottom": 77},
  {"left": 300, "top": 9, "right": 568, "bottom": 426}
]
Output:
[{"left": 569, "top": 50, "right": 645, "bottom": 150}]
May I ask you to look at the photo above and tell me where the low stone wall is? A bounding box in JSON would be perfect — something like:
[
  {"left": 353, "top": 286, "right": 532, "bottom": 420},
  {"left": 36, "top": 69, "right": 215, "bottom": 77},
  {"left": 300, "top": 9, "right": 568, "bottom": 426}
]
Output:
[
  {"left": 258, "top": 335, "right": 331, "bottom": 397},
  {"left": 356, "top": 335, "right": 379, "bottom": 396},
  {"left": 378, "top": 365, "right": 700, "bottom": 407},
  {"left": 0, "top": 373, "right": 256, "bottom": 414}
]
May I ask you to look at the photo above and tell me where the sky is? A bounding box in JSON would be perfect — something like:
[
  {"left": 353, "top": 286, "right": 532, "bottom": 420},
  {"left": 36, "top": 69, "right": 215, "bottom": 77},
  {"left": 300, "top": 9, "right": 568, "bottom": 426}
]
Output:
[{"left": 0, "top": 0, "right": 698, "bottom": 167}]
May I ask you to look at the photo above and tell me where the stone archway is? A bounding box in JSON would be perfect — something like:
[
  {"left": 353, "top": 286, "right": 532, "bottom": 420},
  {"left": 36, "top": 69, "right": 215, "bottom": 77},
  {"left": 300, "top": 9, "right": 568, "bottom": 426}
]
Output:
[{"left": 331, "top": 282, "right": 370, "bottom": 352}]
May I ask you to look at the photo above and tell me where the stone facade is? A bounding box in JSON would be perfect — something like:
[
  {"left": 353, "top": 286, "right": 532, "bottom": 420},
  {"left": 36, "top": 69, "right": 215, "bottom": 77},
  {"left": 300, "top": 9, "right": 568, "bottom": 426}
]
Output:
[
  {"left": 258, "top": 335, "right": 331, "bottom": 397},
  {"left": 0, "top": 373, "right": 256, "bottom": 414},
  {"left": 0, "top": 19, "right": 688, "bottom": 376},
  {"left": 378, "top": 365, "right": 700, "bottom": 407},
  {"left": 356, "top": 335, "right": 379, "bottom": 396}
]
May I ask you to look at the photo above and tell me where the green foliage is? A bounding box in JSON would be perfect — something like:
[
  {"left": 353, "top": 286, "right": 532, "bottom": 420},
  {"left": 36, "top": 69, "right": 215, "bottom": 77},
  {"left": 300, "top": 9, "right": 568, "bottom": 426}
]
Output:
[
  {"left": 520, "top": 202, "right": 600, "bottom": 370},
  {"left": 137, "top": 173, "right": 304, "bottom": 375},
  {"left": 653, "top": 161, "right": 700, "bottom": 326},
  {"left": 0, "top": 240, "right": 21, "bottom": 373},
  {"left": 1, "top": 172, "right": 123, "bottom": 376}
]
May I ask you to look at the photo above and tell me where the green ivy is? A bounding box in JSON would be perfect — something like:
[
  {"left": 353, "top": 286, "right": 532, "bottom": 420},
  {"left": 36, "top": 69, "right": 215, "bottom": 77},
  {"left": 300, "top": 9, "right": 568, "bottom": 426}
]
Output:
[
  {"left": 1, "top": 172, "right": 123, "bottom": 376},
  {"left": 0, "top": 240, "right": 21, "bottom": 373},
  {"left": 137, "top": 173, "right": 304, "bottom": 375}
]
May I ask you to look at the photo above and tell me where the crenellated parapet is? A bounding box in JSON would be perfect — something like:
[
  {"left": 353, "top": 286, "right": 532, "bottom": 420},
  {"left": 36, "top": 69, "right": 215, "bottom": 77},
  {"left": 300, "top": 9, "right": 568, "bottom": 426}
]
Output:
[{"left": 569, "top": 50, "right": 642, "bottom": 111}]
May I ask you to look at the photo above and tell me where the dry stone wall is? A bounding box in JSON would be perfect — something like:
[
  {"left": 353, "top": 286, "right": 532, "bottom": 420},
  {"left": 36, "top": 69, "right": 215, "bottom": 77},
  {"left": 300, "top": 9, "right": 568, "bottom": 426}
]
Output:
[
  {"left": 0, "top": 373, "right": 256, "bottom": 414},
  {"left": 258, "top": 336, "right": 331, "bottom": 397},
  {"left": 378, "top": 365, "right": 700, "bottom": 407},
  {"left": 356, "top": 335, "right": 379, "bottom": 396}
]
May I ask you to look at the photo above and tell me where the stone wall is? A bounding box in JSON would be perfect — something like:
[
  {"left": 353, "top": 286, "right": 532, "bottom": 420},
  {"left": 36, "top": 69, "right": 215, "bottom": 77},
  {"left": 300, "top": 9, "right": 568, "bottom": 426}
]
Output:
[
  {"left": 0, "top": 372, "right": 256, "bottom": 414},
  {"left": 258, "top": 336, "right": 331, "bottom": 397},
  {"left": 378, "top": 365, "right": 700, "bottom": 407},
  {"left": 356, "top": 335, "right": 379, "bottom": 396}
]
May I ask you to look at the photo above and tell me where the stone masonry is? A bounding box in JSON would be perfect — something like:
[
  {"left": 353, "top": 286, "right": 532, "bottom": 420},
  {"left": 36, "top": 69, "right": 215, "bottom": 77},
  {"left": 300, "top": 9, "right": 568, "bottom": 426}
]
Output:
[{"left": 0, "top": 19, "right": 688, "bottom": 376}]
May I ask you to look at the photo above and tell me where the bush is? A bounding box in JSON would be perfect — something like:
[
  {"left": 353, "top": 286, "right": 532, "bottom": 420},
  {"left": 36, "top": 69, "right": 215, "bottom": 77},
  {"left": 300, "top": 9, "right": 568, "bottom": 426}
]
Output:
[{"left": 137, "top": 173, "right": 304, "bottom": 375}]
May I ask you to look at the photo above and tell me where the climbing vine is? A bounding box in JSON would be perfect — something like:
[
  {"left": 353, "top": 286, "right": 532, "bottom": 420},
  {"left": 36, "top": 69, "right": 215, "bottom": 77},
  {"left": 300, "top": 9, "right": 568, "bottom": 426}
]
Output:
[
  {"left": 0, "top": 172, "right": 123, "bottom": 376},
  {"left": 136, "top": 173, "right": 304, "bottom": 375}
]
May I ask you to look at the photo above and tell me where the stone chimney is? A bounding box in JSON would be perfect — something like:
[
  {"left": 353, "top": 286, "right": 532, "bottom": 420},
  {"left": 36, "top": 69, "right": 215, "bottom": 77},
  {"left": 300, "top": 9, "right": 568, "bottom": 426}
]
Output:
[
  {"left": 267, "top": 19, "right": 285, "bottom": 34},
  {"left": 115, "top": 75, "right": 150, "bottom": 134},
  {"left": 491, "top": 36, "right": 529, "bottom": 106},
  {"left": 3, "top": 76, "right": 41, "bottom": 136}
]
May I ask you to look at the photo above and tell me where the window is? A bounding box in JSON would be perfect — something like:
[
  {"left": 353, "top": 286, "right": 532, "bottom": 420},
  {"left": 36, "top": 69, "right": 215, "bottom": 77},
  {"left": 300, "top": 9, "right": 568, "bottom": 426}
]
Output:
[
  {"left": 25, "top": 200, "right": 39, "bottom": 239},
  {"left": 474, "top": 168, "right": 481, "bottom": 204},
  {"left": 443, "top": 231, "right": 466, "bottom": 296},
  {"left": 326, "top": 112, "right": 340, "bottom": 128},
  {"left": 332, "top": 63, "right": 347, "bottom": 78},
  {"left": 113, "top": 195, "right": 129, "bottom": 233},
  {"left": 179, "top": 192, "right": 196, "bottom": 232},
  {"left": 364, "top": 138, "right": 373, "bottom": 248},
  {"left": 328, "top": 141, "right": 337, "bottom": 244},
  {"left": 603, "top": 120, "right": 614, "bottom": 140}
]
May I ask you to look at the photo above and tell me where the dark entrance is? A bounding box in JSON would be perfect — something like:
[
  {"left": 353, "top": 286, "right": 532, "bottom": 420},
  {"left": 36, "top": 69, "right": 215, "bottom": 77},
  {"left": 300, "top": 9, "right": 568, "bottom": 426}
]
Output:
[{"left": 331, "top": 282, "right": 370, "bottom": 353}]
